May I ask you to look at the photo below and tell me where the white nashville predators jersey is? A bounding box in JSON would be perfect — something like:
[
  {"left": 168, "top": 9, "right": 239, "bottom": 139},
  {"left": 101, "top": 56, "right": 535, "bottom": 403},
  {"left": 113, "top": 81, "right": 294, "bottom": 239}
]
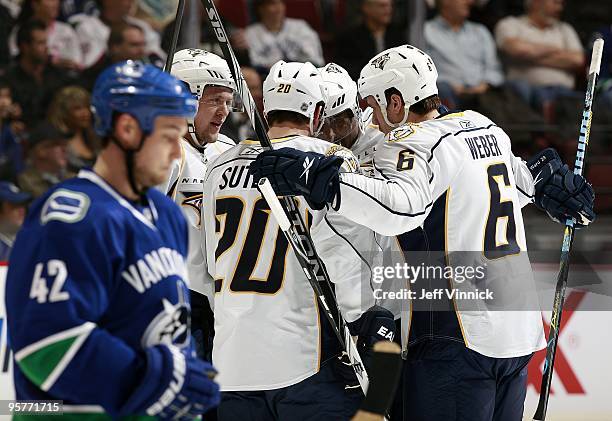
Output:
[
  {"left": 159, "top": 134, "right": 235, "bottom": 303},
  {"left": 203, "top": 134, "right": 375, "bottom": 391},
  {"left": 349, "top": 110, "right": 403, "bottom": 318},
  {"left": 338, "top": 110, "right": 545, "bottom": 358}
]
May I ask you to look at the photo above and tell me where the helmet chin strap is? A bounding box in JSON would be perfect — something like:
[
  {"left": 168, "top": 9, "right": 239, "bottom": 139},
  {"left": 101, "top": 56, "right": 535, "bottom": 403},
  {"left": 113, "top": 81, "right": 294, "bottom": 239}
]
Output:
[
  {"left": 310, "top": 104, "right": 325, "bottom": 137},
  {"left": 110, "top": 134, "right": 148, "bottom": 203},
  {"left": 187, "top": 119, "right": 196, "bottom": 134}
]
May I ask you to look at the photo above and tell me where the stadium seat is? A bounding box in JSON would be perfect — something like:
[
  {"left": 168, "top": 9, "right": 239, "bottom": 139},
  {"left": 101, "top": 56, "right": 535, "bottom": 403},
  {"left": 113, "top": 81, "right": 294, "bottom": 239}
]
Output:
[
  {"left": 586, "top": 157, "right": 612, "bottom": 212},
  {"left": 334, "top": 0, "right": 347, "bottom": 25},
  {"left": 284, "top": 0, "right": 324, "bottom": 33},
  {"left": 217, "top": 0, "right": 250, "bottom": 27}
]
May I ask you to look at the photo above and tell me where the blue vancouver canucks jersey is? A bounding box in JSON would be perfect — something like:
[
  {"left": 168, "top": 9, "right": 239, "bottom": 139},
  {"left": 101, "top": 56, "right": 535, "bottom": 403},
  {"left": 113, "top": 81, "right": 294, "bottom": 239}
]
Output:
[{"left": 5, "top": 169, "right": 191, "bottom": 419}]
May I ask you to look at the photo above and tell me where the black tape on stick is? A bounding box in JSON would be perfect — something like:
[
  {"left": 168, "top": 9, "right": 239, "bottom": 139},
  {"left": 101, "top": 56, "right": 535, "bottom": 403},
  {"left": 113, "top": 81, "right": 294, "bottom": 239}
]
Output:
[{"left": 360, "top": 341, "right": 402, "bottom": 415}]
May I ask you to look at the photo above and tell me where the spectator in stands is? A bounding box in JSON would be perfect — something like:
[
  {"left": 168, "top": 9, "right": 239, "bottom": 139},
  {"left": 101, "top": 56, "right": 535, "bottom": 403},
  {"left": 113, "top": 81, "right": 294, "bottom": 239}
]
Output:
[
  {"left": 495, "top": 0, "right": 584, "bottom": 111},
  {"left": 13, "top": 0, "right": 83, "bottom": 72},
  {"left": 80, "top": 23, "right": 149, "bottom": 90},
  {"left": 48, "top": 86, "right": 100, "bottom": 172},
  {"left": 70, "top": 0, "right": 164, "bottom": 69},
  {"left": 57, "top": 0, "right": 98, "bottom": 22},
  {"left": 334, "top": 0, "right": 406, "bottom": 80},
  {"left": 162, "top": 1, "right": 251, "bottom": 67},
  {"left": 5, "top": 20, "right": 72, "bottom": 127},
  {"left": 425, "top": 0, "right": 504, "bottom": 109},
  {"left": 246, "top": 0, "right": 324, "bottom": 73},
  {"left": 0, "top": 181, "right": 31, "bottom": 261},
  {"left": 0, "top": 79, "right": 25, "bottom": 182},
  {"left": 18, "top": 121, "right": 74, "bottom": 198},
  {"left": 134, "top": 0, "right": 178, "bottom": 32}
]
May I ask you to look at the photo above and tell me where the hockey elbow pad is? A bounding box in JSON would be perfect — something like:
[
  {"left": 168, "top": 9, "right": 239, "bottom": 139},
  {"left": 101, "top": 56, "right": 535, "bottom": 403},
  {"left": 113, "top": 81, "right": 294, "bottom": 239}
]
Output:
[
  {"left": 249, "top": 147, "right": 343, "bottom": 210},
  {"left": 527, "top": 148, "right": 595, "bottom": 227},
  {"left": 120, "top": 344, "right": 220, "bottom": 420}
]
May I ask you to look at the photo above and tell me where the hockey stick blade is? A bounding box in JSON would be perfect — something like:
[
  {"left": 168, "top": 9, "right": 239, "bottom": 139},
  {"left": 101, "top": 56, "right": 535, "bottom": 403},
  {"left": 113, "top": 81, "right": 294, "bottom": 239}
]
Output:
[{"left": 533, "top": 38, "right": 604, "bottom": 421}]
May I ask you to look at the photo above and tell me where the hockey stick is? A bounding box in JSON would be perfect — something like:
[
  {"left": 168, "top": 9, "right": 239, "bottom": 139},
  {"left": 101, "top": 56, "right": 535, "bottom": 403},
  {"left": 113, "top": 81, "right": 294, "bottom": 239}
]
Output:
[
  {"left": 163, "top": 0, "right": 186, "bottom": 72},
  {"left": 201, "top": 0, "right": 370, "bottom": 393},
  {"left": 533, "top": 38, "right": 604, "bottom": 421}
]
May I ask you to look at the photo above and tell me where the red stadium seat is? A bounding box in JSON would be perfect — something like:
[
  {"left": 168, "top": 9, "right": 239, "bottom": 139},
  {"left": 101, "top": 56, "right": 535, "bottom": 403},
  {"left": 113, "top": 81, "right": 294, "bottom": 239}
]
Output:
[
  {"left": 586, "top": 158, "right": 612, "bottom": 212},
  {"left": 335, "top": 0, "right": 347, "bottom": 25},
  {"left": 284, "top": 0, "right": 323, "bottom": 33},
  {"left": 217, "top": 0, "right": 250, "bottom": 27}
]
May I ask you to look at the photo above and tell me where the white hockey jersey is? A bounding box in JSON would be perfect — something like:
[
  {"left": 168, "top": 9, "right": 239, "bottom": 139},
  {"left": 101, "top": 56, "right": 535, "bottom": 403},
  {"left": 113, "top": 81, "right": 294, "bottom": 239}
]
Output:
[
  {"left": 337, "top": 110, "right": 545, "bottom": 358},
  {"left": 352, "top": 109, "right": 404, "bottom": 319},
  {"left": 203, "top": 135, "right": 375, "bottom": 391},
  {"left": 160, "top": 134, "right": 235, "bottom": 304}
]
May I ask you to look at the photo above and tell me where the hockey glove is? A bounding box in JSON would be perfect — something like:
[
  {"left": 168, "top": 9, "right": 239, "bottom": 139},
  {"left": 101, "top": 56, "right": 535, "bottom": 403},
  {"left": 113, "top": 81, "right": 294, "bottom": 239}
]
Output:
[
  {"left": 120, "top": 344, "right": 220, "bottom": 420},
  {"left": 249, "top": 147, "right": 343, "bottom": 210},
  {"left": 347, "top": 306, "right": 397, "bottom": 372},
  {"left": 527, "top": 148, "right": 595, "bottom": 227}
]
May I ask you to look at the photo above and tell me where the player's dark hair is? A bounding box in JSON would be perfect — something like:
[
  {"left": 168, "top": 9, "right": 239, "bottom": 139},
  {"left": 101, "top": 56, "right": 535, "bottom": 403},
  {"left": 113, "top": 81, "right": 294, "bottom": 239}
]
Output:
[
  {"left": 108, "top": 22, "right": 144, "bottom": 49},
  {"left": 16, "top": 19, "right": 46, "bottom": 48},
  {"left": 266, "top": 110, "right": 309, "bottom": 127},
  {"left": 253, "top": 0, "right": 283, "bottom": 21},
  {"left": 385, "top": 87, "right": 440, "bottom": 116},
  {"left": 410, "top": 95, "right": 441, "bottom": 115}
]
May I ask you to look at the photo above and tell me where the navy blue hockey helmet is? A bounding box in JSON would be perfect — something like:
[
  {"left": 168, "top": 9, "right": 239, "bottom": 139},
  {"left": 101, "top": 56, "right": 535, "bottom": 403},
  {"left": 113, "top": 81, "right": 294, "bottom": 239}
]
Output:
[{"left": 91, "top": 60, "right": 197, "bottom": 137}]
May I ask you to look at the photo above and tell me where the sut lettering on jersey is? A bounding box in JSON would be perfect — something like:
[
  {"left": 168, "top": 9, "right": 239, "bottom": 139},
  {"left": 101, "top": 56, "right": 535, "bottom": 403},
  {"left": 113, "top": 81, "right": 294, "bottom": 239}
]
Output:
[
  {"left": 464, "top": 134, "right": 502, "bottom": 160},
  {"left": 219, "top": 164, "right": 258, "bottom": 191}
]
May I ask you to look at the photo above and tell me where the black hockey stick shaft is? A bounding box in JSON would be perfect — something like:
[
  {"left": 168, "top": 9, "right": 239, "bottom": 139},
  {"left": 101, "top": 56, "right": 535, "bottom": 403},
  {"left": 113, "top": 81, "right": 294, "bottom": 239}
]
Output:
[
  {"left": 163, "top": 0, "right": 186, "bottom": 72},
  {"left": 533, "top": 38, "right": 604, "bottom": 421},
  {"left": 201, "top": 0, "right": 368, "bottom": 388}
]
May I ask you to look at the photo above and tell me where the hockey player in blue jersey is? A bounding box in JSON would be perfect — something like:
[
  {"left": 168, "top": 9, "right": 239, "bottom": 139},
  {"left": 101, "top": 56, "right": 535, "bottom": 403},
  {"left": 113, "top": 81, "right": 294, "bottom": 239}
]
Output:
[{"left": 5, "top": 61, "right": 221, "bottom": 420}]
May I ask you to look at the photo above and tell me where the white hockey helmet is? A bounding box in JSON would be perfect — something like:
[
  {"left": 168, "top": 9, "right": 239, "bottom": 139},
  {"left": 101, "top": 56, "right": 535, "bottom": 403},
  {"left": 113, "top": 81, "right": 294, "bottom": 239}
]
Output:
[
  {"left": 263, "top": 60, "right": 328, "bottom": 136},
  {"left": 171, "top": 48, "right": 236, "bottom": 99},
  {"left": 319, "top": 63, "right": 361, "bottom": 120},
  {"left": 358, "top": 45, "right": 438, "bottom": 128}
]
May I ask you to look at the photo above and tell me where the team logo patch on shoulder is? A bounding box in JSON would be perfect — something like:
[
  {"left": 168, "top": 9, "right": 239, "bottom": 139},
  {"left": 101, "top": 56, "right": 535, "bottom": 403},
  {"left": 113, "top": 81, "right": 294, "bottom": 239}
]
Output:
[
  {"left": 41, "top": 189, "right": 90, "bottom": 225},
  {"left": 371, "top": 53, "right": 391, "bottom": 70},
  {"left": 325, "top": 145, "right": 360, "bottom": 173},
  {"left": 460, "top": 120, "right": 476, "bottom": 129},
  {"left": 386, "top": 126, "right": 415, "bottom": 142},
  {"left": 182, "top": 192, "right": 203, "bottom": 227}
]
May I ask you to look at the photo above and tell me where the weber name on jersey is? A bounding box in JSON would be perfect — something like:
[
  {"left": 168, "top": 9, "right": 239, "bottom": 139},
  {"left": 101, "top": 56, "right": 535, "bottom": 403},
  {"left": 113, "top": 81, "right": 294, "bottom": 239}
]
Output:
[
  {"left": 203, "top": 135, "right": 375, "bottom": 391},
  {"left": 6, "top": 169, "right": 191, "bottom": 417},
  {"left": 338, "top": 110, "right": 545, "bottom": 358},
  {"left": 160, "top": 134, "right": 235, "bottom": 304}
]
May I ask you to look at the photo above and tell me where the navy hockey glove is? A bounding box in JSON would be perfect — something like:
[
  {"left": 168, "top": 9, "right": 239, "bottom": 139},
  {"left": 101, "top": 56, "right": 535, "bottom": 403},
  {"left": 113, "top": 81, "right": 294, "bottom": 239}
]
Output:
[
  {"left": 347, "top": 306, "right": 397, "bottom": 371},
  {"left": 249, "top": 147, "right": 343, "bottom": 210},
  {"left": 120, "top": 344, "right": 220, "bottom": 420},
  {"left": 527, "top": 148, "right": 595, "bottom": 227}
]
